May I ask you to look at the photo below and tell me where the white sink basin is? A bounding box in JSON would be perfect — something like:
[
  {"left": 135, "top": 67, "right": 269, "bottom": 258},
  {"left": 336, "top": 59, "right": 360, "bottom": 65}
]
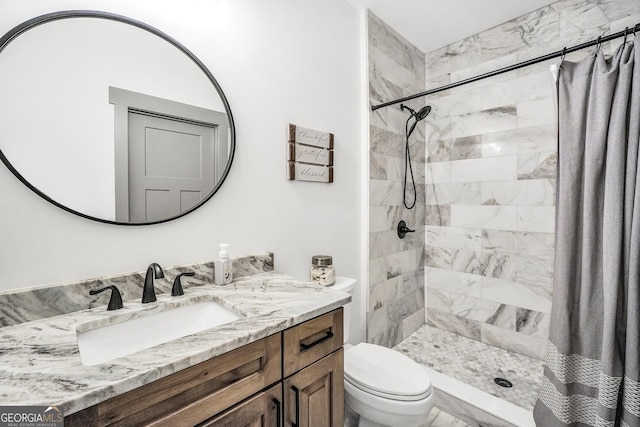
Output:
[{"left": 77, "top": 301, "right": 241, "bottom": 366}]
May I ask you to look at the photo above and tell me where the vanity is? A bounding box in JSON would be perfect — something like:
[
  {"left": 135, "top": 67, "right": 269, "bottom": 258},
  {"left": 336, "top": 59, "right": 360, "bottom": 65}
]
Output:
[
  {"left": 67, "top": 309, "right": 344, "bottom": 426},
  {"left": 0, "top": 270, "right": 349, "bottom": 427}
]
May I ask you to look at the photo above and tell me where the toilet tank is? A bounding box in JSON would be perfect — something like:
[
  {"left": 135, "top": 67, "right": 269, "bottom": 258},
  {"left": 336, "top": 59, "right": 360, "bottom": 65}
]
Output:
[{"left": 331, "top": 276, "right": 356, "bottom": 344}]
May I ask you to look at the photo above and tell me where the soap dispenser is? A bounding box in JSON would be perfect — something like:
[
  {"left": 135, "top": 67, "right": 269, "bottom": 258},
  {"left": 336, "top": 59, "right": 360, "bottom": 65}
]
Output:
[{"left": 215, "top": 243, "right": 233, "bottom": 285}]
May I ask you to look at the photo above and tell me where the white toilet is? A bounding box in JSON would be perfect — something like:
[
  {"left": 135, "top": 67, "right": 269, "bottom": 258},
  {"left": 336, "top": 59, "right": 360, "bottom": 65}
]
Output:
[{"left": 332, "top": 277, "right": 434, "bottom": 427}]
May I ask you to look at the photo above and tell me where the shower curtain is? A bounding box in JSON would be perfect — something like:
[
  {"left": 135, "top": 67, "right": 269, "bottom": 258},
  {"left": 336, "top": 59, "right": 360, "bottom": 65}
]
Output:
[{"left": 533, "top": 36, "right": 640, "bottom": 426}]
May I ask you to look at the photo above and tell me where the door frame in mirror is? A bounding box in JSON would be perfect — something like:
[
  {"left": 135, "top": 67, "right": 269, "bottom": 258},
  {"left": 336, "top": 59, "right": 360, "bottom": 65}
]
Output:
[{"left": 0, "top": 10, "right": 236, "bottom": 226}]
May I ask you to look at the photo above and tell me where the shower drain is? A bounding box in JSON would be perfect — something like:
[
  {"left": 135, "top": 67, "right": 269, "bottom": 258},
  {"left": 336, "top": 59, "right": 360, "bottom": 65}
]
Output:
[{"left": 494, "top": 377, "right": 513, "bottom": 388}]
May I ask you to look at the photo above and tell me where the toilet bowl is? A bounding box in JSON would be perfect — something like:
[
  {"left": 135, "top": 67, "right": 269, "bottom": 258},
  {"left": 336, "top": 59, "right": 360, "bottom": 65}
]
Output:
[{"left": 331, "top": 277, "right": 434, "bottom": 427}]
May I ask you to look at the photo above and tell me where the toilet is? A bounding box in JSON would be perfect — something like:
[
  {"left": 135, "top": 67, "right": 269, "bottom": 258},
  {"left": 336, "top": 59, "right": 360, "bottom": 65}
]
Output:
[{"left": 332, "top": 277, "right": 434, "bottom": 427}]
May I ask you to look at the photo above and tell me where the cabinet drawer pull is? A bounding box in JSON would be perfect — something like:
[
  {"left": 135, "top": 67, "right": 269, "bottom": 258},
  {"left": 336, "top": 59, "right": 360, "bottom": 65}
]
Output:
[
  {"left": 291, "top": 385, "right": 300, "bottom": 427},
  {"left": 300, "top": 330, "right": 333, "bottom": 350},
  {"left": 273, "top": 397, "right": 281, "bottom": 427}
]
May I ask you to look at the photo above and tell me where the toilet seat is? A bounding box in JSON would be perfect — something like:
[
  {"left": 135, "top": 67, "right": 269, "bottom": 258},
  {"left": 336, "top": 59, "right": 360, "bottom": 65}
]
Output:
[{"left": 345, "top": 343, "right": 432, "bottom": 402}]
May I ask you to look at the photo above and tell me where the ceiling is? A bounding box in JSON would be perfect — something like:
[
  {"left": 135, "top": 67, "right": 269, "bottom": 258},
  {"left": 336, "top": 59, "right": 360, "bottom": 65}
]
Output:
[{"left": 345, "top": 0, "right": 559, "bottom": 53}]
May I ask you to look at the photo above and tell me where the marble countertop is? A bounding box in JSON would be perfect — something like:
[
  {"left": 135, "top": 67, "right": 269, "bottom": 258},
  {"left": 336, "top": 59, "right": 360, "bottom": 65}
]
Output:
[{"left": 0, "top": 272, "right": 350, "bottom": 416}]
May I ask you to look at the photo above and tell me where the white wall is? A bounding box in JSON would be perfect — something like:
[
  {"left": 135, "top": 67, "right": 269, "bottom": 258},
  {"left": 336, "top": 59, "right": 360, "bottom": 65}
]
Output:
[{"left": 0, "top": 0, "right": 364, "bottom": 339}]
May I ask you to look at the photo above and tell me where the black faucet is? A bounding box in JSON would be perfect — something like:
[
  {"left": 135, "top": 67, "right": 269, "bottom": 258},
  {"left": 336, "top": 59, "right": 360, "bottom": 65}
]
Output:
[
  {"left": 172, "top": 272, "right": 195, "bottom": 296},
  {"left": 142, "top": 263, "right": 164, "bottom": 303},
  {"left": 89, "top": 285, "right": 123, "bottom": 310}
]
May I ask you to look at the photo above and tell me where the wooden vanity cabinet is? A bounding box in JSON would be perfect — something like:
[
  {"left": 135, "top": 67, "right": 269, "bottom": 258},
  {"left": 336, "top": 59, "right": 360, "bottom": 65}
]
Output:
[
  {"left": 282, "top": 309, "right": 344, "bottom": 427},
  {"left": 65, "top": 334, "right": 281, "bottom": 427},
  {"left": 65, "top": 308, "right": 344, "bottom": 427}
]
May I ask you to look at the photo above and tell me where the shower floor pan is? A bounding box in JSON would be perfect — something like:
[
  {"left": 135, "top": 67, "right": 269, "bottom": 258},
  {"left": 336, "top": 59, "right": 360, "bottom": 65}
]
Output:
[{"left": 394, "top": 325, "right": 543, "bottom": 427}]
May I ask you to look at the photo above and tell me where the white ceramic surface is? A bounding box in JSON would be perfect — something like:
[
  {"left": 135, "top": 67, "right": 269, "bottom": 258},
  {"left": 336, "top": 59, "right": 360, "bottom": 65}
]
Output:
[{"left": 76, "top": 301, "right": 241, "bottom": 365}]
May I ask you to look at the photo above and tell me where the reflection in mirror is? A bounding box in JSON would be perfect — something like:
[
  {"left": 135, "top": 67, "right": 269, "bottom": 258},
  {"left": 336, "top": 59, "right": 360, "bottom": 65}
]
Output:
[{"left": 0, "top": 11, "right": 235, "bottom": 225}]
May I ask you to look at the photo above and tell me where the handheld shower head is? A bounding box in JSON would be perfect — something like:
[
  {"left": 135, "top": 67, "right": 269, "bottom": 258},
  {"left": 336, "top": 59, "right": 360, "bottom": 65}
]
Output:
[
  {"left": 401, "top": 104, "right": 431, "bottom": 121},
  {"left": 401, "top": 104, "right": 432, "bottom": 138},
  {"left": 415, "top": 105, "right": 431, "bottom": 121},
  {"left": 400, "top": 103, "right": 432, "bottom": 210}
]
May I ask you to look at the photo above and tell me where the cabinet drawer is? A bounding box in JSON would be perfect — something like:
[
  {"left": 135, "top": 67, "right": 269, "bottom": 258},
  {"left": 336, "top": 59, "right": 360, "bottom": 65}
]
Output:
[
  {"left": 66, "top": 333, "right": 281, "bottom": 427},
  {"left": 199, "top": 383, "right": 283, "bottom": 427},
  {"left": 283, "top": 308, "right": 343, "bottom": 377}
]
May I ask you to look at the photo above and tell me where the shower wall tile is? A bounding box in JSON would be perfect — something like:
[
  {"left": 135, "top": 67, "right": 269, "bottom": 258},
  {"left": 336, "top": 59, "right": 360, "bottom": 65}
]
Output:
[
  {"left": 425, "top": 267, "right": 482, "bottom": 298},
  {"left": 516, "top": 206, "right": 555, "bottom": 233},
  {"left": 450, "top": 205, "right": 517, "bottom": 231},
  {"left": 449, "top": 107, "right": 517, "bottom": 139},
  {"left": 480, "top": 277, "right": 552, "bottom": 313},
  {"left": 480, "top": 323, "right": 547, "bottom": 360},
  {"left": 516, "top": 255, "right": 554, "bottom": 288},
  {"left": 370, "top": 152, "right": 387, "bottom": 180},
  {"left": 370, "top": 205, "right": 425, "bottom": 233},
  {"left": 368, "top": 13, "right": 424, "bottom": 80},
  {"left": 480, "top": 179, "right": 555, "bottom": 206},
  {"left": 426, "top": 182, "right": 482, "bottom": 206},
  {"left": 481, "top": 229, "right": 516, "bottom": 253},
  {"left": 425, "top": 205, "right": 450, "bottom": 226},
  {"left": 517, "top": 151, "right": 557, "bottom": 180},
  {"left": 517, "top": 98, "right": 556, "bottom": 128},
  {"left": 369, "top": 8, "right": 427, "bottom": 347},
  {"left": 429, "top": 91, "right": 482, "bottom": 119},
  {"left": 427, "top": 156, "right": 518, "bottom": 184},
  {"left": 369, "top": 230, "right": 403, "bottom": 258},
  {"left": 426, "top": 226, "right": 482, "bottom": 252},
  {"left": 479, "top": 71, "right": 554, "bottom": 110},
  {"left": 481, "top": 124, "right": 556, "bottom": 158},
  {"left": 426, "top": 310, "right": 481, "bottom": 341},
  {"left": 367, "top": 0, "right": 637, "bottom": 356},
  {"left": 422, "top": 0, "right": 638, "bottom": 358},
  {"left": 369, "top": 276, "right": 401, "bottom": 311},
  {"left": 514, "top": 231, "right": 555, "bottom": 260},
  {"left": 427, "top": 135, "right": 483, "bottom": 162},
  {"left": 402, "top": 308, "right": 426, "bottom": 340},
  {"left": 426, "top": 288, "right": 505, "bottom": 324}
]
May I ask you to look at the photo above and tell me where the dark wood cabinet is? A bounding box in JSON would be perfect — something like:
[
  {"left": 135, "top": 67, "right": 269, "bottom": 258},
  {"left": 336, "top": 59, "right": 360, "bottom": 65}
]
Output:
[
  {"left": 284, "top": 349, "right": 344, "bottom": 427},
  {"left": 65, "top": 308, "right": 343, "bottom": 427}
]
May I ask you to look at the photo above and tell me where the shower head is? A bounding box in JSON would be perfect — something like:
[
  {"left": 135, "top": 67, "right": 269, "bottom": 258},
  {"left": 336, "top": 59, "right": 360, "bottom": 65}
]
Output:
[
  {"left": 415, "top": 105, "right": 431, "bottom": 121},
  {"left": 402, "top": 104, "right": 432, "bottom": 139},
  {"left": 400, "top": 104, "right": 432, "bottom": 121}
]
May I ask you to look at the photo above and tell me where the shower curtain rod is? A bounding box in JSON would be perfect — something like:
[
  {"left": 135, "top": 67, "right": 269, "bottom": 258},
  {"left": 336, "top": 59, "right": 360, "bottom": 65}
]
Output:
[{"left": 371, "top": 23, "right": 640, "bottom": 111}]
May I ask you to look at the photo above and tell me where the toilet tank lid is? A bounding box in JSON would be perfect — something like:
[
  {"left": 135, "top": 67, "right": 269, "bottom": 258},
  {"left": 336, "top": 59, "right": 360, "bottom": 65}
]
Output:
[{"left": 331, "top": 276, "right": 356, "bottom": 293}]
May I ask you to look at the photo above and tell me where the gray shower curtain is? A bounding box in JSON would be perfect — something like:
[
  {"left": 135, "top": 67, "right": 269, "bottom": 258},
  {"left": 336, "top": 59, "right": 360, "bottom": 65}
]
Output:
[{"left": 533, "top": 36, "right": 640, "bottom": 427}]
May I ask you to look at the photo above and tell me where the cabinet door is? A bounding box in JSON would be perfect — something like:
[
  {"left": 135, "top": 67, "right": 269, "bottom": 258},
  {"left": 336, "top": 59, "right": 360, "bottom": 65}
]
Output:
[
  {"left": 199, "top": 383, "right": 283, "bottom": 427},
  {"left": 284, "top": 349, "right": 344, "bottom": 427}
]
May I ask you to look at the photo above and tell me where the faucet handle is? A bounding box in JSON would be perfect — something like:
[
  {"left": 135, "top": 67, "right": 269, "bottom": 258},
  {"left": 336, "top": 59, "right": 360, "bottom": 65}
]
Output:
[
  {"left": 172, "top": 272, "right": 195, "bottom": 296},
  {"left": 90, "top": 286, "right": 123, "bottom": 311}
]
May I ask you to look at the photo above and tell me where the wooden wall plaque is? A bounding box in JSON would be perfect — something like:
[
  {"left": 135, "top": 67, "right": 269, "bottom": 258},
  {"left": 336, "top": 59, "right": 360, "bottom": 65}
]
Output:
[{"left": 287, "top": 124, "right": 334, "bottom": 183}]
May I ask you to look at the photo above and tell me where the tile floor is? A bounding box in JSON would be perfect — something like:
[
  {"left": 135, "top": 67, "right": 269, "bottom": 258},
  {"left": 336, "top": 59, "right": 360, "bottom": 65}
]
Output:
[{"left": 394, "top": 325, "right": 544, "bottom": 410}]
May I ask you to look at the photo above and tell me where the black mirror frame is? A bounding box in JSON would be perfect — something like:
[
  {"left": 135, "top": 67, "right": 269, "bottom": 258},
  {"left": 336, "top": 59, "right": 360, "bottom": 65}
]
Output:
[{"left": 0, "top": 10, "right": 236, "bottom": 226}]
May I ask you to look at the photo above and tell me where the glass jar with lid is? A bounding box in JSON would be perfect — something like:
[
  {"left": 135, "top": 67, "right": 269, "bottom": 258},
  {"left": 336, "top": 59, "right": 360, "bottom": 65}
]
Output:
[{"left": 310, "top": 255, "right": 336, "bottom": 286}]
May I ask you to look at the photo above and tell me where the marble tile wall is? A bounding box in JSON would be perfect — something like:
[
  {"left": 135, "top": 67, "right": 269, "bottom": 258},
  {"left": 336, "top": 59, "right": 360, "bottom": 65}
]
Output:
[
  {"left": 423, "top": 0, "right": 640, "bottom": 359},
  {"left": 368, "top": 12, "right": 426, "bottom": 347}
]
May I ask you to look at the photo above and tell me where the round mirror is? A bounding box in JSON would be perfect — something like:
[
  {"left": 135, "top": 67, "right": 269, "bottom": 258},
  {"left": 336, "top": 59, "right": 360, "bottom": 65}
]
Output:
[{"left": 0, "top": 11, "right": 235, "bottom": 225}]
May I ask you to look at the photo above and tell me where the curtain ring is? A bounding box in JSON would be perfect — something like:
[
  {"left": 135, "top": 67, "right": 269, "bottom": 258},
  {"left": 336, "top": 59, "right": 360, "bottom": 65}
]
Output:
[
  {"left": 596, "top": 35, "right": 602, "bottom": 51},
  {"left": 560, "top": 47, "right": 566, "bottom": 66},
  {"left": 623, "top": 27, "right": 629, "bottom": 44}
]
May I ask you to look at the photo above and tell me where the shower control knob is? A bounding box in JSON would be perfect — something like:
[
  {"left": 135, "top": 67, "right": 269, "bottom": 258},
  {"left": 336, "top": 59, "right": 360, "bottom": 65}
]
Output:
[{"left": 397, "top": 220, "right": 415, "bottom": 239}]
